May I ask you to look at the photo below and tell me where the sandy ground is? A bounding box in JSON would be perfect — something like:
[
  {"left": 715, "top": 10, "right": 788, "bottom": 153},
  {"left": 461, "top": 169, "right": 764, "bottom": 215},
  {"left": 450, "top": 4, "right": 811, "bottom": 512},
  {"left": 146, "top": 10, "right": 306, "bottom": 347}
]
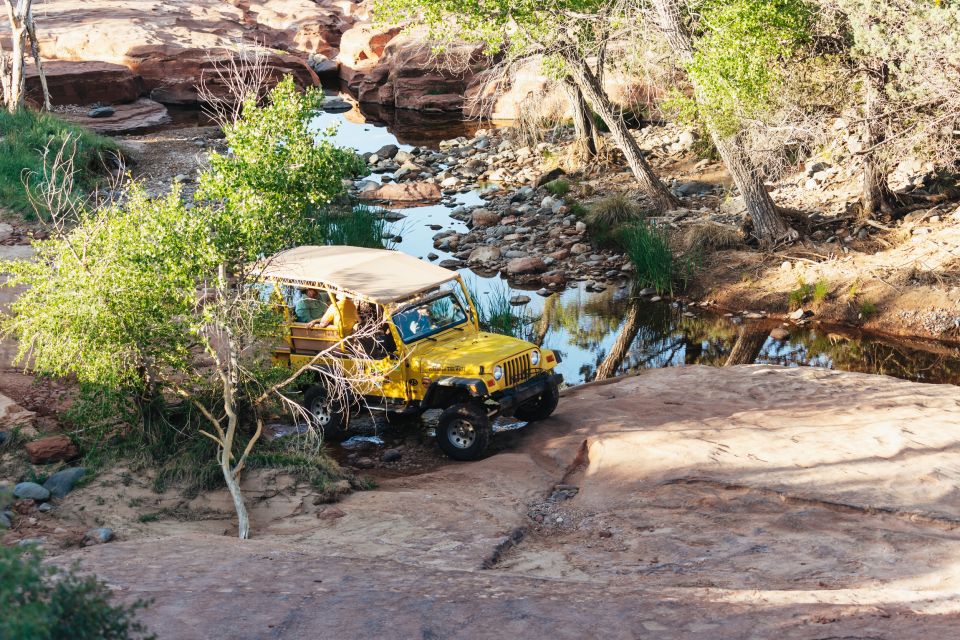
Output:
[{"left": 49, "top": 365, "right": 960, "bottom": 638}]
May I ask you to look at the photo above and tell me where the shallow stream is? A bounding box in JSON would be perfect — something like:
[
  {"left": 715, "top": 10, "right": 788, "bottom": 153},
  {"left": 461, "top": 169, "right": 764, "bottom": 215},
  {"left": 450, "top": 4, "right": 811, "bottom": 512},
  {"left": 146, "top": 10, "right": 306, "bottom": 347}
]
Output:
[{"left": 311, "top": 101, "right": 960, "bottom": 387}]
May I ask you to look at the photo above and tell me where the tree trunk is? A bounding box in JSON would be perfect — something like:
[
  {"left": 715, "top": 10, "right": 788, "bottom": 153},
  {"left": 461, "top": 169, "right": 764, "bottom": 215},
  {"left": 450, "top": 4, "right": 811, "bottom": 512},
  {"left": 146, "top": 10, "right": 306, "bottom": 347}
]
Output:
[
  {"left": 563, "top": 76, "right": 599, "bottom": 165},
  {"left": 24, "top": 4, "right": 50, "bottom": 112},
  {"left": 861, "top": 63, "right": 895, "bottom": 218},
  {"left": 724, "top": 327, "right": 768, "bottom": 366},
  {"left": 650, "top": 0, "right": 792, "bottom": 244},
  {"left": 563, "top": 53, "right": 679, "bottom": 212},
  {"left": 3, "top": 0, "right": 29, "bottom": 112},
  {"left": 595, "top": 302, "right": 643, "bottom": 380}
]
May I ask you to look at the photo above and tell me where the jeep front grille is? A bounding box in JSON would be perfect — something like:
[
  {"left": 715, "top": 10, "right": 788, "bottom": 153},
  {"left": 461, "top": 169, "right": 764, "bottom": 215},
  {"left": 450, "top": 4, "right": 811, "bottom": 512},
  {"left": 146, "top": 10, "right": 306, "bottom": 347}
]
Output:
[{"left": 503, "top": 353, "right": 534, "bottom": 386}]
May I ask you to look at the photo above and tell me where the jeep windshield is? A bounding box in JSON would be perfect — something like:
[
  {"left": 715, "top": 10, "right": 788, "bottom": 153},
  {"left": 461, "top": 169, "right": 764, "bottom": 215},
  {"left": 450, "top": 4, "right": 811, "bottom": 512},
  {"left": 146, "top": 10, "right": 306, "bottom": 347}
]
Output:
[{"left": 393, "top": 293, "right": 468, "bottom": 343}]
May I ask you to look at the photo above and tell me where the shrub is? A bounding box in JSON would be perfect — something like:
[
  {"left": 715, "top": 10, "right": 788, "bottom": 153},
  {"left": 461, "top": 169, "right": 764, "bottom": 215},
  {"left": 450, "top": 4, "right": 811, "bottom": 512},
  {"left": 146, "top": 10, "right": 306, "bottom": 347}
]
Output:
[
  {"left": 859, "top": 300, "right": 878, "bottom": 320},
  {"left": 543, "top": 178, "right": 570, "bottom": 197},
  {"left": 0, "top": 109, "right": 119, "bottom": 218},
  {"left": 0, "top": 545, "right": 155, "bottom": 640},
  {"left": 618, "top": 221, "right": 695, "bottom": 294},
  {"left": 683, "top": 222, "right": 742, "bottom": 252}
]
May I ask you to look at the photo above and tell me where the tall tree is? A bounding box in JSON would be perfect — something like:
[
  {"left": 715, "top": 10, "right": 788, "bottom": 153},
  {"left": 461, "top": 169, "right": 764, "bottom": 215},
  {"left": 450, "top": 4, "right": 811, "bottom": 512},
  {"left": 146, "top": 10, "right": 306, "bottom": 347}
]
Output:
[
  {"left": 376, "top": 0, "right": 680, "bottom": 211},
  {"left": 648, "top": 0, "right": 810, "bottom": 243}
]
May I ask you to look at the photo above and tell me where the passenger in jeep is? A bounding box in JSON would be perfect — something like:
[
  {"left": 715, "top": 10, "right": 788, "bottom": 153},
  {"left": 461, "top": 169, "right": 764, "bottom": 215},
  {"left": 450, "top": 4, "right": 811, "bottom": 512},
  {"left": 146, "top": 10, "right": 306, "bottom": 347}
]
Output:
[{"left": 310, "top": 292, "right": 359, "bottom": 332}]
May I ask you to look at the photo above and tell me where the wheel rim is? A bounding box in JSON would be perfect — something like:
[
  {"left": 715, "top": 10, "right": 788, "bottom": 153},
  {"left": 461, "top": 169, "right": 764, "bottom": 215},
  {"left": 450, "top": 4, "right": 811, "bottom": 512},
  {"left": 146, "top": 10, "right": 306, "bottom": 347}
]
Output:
[
  {"left": 310, "top": 399, "right": 332, "bottom": 427},
  {"left": 446, "top": 419, "right": 477, "bottom": 449}
]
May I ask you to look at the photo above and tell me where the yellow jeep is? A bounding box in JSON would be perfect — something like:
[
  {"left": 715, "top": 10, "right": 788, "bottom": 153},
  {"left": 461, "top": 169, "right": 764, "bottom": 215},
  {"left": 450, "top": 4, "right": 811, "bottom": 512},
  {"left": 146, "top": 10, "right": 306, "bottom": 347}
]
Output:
[{"left": 256, "top": 245, "right": 563, "bottom": 460}]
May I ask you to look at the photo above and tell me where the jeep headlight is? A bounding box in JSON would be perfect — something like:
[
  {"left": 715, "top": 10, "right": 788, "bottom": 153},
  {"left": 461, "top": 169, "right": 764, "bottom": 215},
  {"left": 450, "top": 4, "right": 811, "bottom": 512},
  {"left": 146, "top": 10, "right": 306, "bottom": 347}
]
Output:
[
  {"left": 493, "top": 365, "right": 503, "bottom": 381},
  {"left": 530, "top": 350, "right": 541, "bottom": 366}
]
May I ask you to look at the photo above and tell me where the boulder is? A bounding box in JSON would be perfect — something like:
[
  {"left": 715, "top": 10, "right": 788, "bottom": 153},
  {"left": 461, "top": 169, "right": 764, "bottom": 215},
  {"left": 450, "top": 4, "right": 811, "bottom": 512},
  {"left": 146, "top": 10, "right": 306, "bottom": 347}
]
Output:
[
  {"left": 468, "top": 246, "right": 502, "bottom": 264},
  {"left": 358, "top": 181, "right": 441, "bottom": 203},
  {"left": 24, "top": 436, "right": 79, "bottom": 465},
  {"left": 471, "top": 208, "right": 500, "bottom": 228},
  {"left": 375, "top": 144, "right": 400, "bottom": 160},
  {"left": 507, "top": 257, "right": 547, "bottom": 275},
  {"left": 87, "top": 106, "right": 116, "bottom": 118},
  {"left": 337, "top": 23, "right": 403, "bottom": 88},
  {"left": 43, "top": 467, "right": 87, "bottom": 499},
  {"left": 352, "top": 32, "right": 479, "bottom": 112},
  {"left": 0, "top": 394, "right": 34, "bottom": 430},
  {"left": 13, "top": 482, "right": 50, "bottom": 502}
]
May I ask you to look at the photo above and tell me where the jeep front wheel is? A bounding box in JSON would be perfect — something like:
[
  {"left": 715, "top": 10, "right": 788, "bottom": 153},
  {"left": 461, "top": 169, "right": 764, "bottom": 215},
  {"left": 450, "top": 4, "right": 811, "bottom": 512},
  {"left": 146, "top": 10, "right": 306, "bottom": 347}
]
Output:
[
  {"left": 513, "top": 379, "right": 560, "bottom": 422},
  {"left": 303, "top": 384, "right": 348, "bottom": 439},
  {"left": 436, "top": 403, "right": 491, "bottom": 461}
]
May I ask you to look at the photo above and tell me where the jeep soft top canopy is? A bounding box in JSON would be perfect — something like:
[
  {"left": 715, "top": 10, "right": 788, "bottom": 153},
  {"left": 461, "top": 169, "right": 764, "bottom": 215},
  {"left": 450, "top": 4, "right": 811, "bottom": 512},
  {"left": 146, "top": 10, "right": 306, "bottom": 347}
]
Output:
[{"left": 254, "top": 245, "right": 459, "bottom": 305}]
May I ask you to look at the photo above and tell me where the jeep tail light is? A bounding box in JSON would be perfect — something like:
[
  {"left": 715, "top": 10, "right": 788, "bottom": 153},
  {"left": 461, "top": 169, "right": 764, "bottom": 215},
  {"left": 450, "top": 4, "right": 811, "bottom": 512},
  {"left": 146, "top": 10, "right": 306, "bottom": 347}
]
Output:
[{"left": 546, "top": 354, "right": 555, "bottom": 363}]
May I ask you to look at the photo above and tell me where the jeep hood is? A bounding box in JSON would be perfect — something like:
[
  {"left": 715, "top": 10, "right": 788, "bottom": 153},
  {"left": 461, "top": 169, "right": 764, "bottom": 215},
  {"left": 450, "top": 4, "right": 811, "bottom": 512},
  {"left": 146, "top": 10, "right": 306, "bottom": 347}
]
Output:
[{"left": 407, "top": 330, "right": 533, "bottom": 374}]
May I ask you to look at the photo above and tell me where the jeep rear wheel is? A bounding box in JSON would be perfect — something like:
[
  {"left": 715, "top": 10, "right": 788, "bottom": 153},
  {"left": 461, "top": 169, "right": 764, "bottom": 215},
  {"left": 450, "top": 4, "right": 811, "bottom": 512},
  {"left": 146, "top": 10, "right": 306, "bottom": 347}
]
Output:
[
  {"left": 513, "top": 379, "right": 560, "bottom": 422},
  {"left": 303, "top": 384, "right": 348, "bottom": 439},
  {"left": 437, "top": 403, "right": 491, "bottom": 461}
]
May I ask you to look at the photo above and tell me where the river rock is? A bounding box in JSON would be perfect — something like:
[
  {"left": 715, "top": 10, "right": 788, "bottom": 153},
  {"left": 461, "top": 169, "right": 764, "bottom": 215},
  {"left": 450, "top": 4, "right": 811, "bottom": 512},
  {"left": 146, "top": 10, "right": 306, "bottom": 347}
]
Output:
[
  {"left": 0, "top": 512, "right": 9, "bottom": 529},
  {"left": 87, "top": 105, "right": 116, "bottom": 118},
  {"left": 83, "top": 527, "right": 115, "bottom": 546},
  {"left": 509, "top": 295, "right": 532, "bottom": 306},
  {"left": 24, "top": 436, "right": 79, "bottom": 465},
  {"left": 43, "top": 467, "right": 87, "bottom": 500},
  {"left": 471, "top": 208, "right": 500, "bottom": 228},
  {"left": 14, "top": 482, "right": 50, "bottom": 502},
  {"left": 468, "top": 246, "right": 501, "bottom": 264},
  {"left": 507, "top": 257, "right": 547, "bottom": 275},
  {"left": 358, "top": 182, "right": 441, "bottom": 203},
  {"left": 534, "top": 167, "right": 566, "bottom": 188},
  {"left": 376, "top": 144, "right": 400, "bottom": 160},
  {"left": 770, "top": 327, "right": 790, "bottom": 341},
  {"left": 322, "top": 97, "right": 353, "bottom": 113},
  {"left": 381, "top": 449, "right": 402, "bottom": 463}
]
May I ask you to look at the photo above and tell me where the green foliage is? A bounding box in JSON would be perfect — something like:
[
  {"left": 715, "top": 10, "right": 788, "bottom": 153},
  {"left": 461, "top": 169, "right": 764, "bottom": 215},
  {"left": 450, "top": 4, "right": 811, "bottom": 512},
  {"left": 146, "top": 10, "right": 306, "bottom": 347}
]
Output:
[
  {"left": 788, "top": 277, "right": 829, "bottom": 309},
  {"left": 543, "top": 178, "right": 570, "bottom": 197},
  {"left": 685, "top": 0, "right": 814, "bottom": 136},
  {"left": 859, "top": 300, "right": 878, "bottom": 319},
  {"left": 2, "top": 184, "right": 217, "bottom": 390},
  {"left": 466, "top": 281, "right": 538, "bottom": 341},
  {"left": 617, "top": 221, "right": 695, "bottom": 295},
  {"left": 0, "top": 545, "right": 155, "bottom": 640},
  {"left": 196, "top": 76, "right": 367, "bottom": 263},
  {"left": 316, "top": 203, "right": 390, "bottom": 248},
  {"left": 0, "top": 109, "right": 118, "bottom": 218}
]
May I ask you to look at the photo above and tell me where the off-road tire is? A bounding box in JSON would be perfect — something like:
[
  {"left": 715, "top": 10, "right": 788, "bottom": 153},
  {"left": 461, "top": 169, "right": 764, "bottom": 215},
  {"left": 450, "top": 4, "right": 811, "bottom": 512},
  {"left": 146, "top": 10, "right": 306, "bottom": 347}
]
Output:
[
  {"left": 436, "top": 402, "right": 491, "bottom": 461},
  {"left": 303, "top": 384, "right": 349, "bottom": 440},
  {"left": 513, "top": 379, "right": 560, "bottom": 422}
]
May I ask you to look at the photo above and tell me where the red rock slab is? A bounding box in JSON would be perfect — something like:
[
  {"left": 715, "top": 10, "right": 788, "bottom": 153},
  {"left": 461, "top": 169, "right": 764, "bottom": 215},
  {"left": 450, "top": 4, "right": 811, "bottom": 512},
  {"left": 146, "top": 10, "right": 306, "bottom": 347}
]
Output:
[{"left": 57, "top": 98, "right": 172, "bottom": 135}]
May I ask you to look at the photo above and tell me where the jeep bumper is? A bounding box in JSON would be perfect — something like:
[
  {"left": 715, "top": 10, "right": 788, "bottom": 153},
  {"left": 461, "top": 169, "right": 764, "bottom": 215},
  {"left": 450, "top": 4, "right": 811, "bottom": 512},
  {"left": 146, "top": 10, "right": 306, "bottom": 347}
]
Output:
[{"left": 492, "top": 371, "right": 563, "bottom": 416}]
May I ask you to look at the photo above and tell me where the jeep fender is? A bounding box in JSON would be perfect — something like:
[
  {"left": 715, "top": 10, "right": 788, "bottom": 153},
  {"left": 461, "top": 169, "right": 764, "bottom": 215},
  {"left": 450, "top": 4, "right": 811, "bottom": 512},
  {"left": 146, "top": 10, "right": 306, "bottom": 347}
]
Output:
[{"left": 421, "top": 377, "right": 489, "bottom": 410}]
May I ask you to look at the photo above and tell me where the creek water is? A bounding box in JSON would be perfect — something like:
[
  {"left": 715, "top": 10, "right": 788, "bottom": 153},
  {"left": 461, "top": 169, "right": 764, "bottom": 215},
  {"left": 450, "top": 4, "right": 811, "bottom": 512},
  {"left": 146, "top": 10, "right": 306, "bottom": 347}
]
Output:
[{"left": 311, "top": 102, "right": 960, "bottom": 387}]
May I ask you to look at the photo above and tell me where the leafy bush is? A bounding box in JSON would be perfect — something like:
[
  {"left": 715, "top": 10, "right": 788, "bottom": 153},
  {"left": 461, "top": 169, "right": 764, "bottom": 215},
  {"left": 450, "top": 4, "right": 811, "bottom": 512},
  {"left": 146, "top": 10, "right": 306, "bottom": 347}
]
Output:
[
  {"left": 0, "top": 109, "right": 119, "bottom": 218},
  {"left": 618, "top": 221, "right": 695, "bottom": 295},
  {"left": 543, "top": 178, "right": 570, "bottom": 197},
  {"left": 0, "top": 545, "right": 155, "bottom": 640}
]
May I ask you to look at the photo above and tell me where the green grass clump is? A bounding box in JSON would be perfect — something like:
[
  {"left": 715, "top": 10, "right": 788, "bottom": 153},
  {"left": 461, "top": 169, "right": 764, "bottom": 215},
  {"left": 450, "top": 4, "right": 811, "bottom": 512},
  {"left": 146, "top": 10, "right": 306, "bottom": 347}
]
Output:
[
  {"left": 788, "top": 277, "right": 829, "bottom": 309},
  {"left": 859, "top": 300, "right": 877, "bottom": 319},
  {"left": 585, "top": 195, "right": 645, "bottom": 248},
  {"left": 0, "top": 109, "right": 119, "bottom": 218},
  {"left": 617, "top": 221, "right": 695, "bottom": 295},
  {"left": 544, "top": 178, "right": 570, "bottom": 197}
]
